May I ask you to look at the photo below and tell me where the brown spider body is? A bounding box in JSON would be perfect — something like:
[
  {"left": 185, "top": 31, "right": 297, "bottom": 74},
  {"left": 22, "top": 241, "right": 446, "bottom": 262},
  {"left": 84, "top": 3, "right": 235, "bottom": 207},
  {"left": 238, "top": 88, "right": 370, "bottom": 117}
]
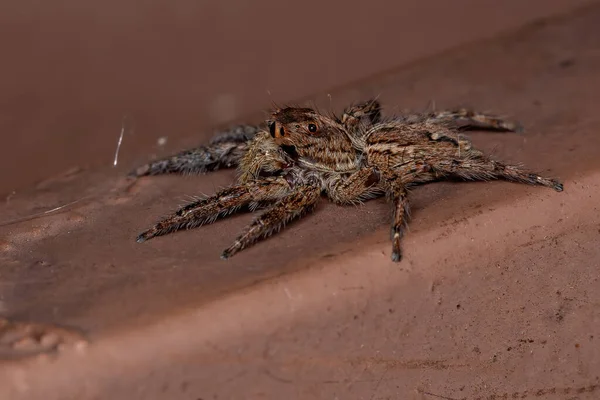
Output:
[{"left": 132, "top": 100, "right": 562, "bottom": 262}]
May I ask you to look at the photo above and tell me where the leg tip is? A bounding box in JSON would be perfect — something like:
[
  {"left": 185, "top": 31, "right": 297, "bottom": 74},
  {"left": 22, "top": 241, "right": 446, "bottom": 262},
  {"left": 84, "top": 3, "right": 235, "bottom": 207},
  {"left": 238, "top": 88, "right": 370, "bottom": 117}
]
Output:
[
  {"left": 391, "top": 250, "right": 402, "bottom": 262},
  {"left": 553, "top": 182, "right": 564, "bottom": 192},
  {"left": 128, "top": 165, "right": 150, "bottom": 178},
  {"left": 513, "top": 123, "right": 525, "bottom": 134},
  {"left": 136, "top": 232, "right": 150, "bottom": 243},
  {"left": 221, "top": 240, "right": 243, "bottom": 259}
]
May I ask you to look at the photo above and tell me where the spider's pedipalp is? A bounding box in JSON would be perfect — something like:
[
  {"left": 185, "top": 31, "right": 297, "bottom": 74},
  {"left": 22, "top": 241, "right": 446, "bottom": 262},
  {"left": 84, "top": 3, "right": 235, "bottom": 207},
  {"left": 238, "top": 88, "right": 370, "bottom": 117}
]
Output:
[
  {"left": 136, "top": 176, "right": 291, "bottom": 242},
  {"left": 326, "top": 167, "right": 383, "bottom": 205},
  {"left": 238, "top": 131, "right": 291, "bottom": 183},
  {"left": 221, "top": 185, "right": 321, "bottom": 259}
]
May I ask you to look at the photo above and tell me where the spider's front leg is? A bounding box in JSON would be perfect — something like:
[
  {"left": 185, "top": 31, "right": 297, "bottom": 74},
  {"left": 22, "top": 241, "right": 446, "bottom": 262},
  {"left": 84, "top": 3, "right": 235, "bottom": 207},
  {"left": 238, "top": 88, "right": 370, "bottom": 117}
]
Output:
[
  {"left": 136, "top": 176, "right": 291, "bottom": 242},
  {"left": 130, "top": 124, "right": 261, "bottom": 177},
  {"left": 221, "top": 184, "right": 321, "bottom": 259}
]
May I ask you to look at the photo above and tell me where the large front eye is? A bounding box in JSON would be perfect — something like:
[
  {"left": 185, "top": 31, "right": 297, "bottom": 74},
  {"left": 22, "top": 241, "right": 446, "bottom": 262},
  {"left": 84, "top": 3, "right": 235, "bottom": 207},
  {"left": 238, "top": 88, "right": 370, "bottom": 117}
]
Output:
[
  {"left": 308, "top": 123, "right": 317, "bottom": 133},
  {"left": 269, "top": 122, "right": 276, "bottom": 138}
]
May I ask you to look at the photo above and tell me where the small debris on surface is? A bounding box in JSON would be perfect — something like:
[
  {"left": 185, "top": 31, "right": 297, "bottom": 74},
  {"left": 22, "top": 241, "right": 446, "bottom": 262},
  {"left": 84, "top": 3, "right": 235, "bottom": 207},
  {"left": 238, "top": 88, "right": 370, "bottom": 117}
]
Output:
[{"left": 0, "top": 317, "right": 88, "bottom": 360}]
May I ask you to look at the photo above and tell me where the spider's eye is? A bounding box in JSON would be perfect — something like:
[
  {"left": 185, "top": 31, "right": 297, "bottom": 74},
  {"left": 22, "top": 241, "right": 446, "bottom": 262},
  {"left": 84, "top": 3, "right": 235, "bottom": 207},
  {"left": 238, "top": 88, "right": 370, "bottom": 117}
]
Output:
[
  {"left": 269, "top": 122, "right": 276, "bottom": 138},
  {"left": 279, "top": 127, "right": 285, "bottom": 137},
  {"left": 308, "top": 123, "right": 318, "bottom": 133}
]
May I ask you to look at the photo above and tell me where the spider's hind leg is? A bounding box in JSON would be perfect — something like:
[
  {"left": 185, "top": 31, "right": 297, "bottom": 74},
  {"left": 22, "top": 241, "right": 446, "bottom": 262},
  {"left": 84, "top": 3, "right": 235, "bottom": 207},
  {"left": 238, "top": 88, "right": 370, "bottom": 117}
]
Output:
[
  {"left": 136, "top": 176, "right": 291, "bottom": 242},
  {"left": 384, "top": 181, "right": 411, "bottom": 262},
  {"left": 427, "top": 109, "right": 523, "bottom": 132},
  {"left": 130, "top": 124, "right": 260, "bottom": 177},
  {"left": 436, "top": 152, "right": 564, "bottom": 192}
]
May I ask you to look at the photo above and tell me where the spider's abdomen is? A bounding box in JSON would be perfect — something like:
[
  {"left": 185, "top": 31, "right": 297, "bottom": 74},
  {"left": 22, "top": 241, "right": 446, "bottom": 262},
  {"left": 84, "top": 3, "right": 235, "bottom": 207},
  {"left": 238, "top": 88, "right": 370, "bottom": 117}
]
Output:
[{"left": 364, "top": 121, "right": 475, "bottom": 183}]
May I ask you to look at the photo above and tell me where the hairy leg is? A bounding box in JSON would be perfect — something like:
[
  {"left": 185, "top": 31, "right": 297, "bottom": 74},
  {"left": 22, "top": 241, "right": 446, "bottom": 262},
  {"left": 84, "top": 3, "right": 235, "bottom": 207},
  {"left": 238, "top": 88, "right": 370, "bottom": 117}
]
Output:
[
  {"left": 136, "top": 176, "right": 291, "bottom": 242},
  {"left": 434, "top": 151, "right": 564, "bottom": 191},
  {"left": 386, "top": 182, "right": 411, "bottom": 262},
  {"left": 221, "top": 185, "right": 321, "bottom": 259},
  {"left": 207, "top": 124, "right": 261, "bottom": 145},
  {"left": 405, "top": 109, "right": 523, "bottom": 132},
  {"left": 130, "top": 124, "right": 261, "bottom": 177}
]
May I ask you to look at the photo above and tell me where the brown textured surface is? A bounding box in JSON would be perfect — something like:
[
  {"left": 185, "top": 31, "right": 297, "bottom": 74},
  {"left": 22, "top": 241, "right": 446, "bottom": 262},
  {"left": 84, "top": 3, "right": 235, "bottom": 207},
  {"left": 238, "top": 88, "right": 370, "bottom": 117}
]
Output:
[{"left": 1, "top": 1, "right": 600, "bottom": 399}]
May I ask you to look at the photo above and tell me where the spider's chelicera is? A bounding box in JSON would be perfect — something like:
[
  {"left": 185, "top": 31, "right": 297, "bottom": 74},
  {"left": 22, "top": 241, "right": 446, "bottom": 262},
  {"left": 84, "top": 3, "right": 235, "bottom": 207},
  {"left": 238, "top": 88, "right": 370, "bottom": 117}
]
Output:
[{"left": 131, "top": 100, "right": 563, "bottom": 262}]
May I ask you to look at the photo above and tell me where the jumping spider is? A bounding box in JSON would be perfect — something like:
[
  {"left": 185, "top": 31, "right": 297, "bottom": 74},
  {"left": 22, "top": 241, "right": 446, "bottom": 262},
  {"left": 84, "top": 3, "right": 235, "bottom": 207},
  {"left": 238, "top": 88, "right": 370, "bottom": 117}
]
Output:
[{"left": 132, "top": 100, "right": 563, "bottom": 262}]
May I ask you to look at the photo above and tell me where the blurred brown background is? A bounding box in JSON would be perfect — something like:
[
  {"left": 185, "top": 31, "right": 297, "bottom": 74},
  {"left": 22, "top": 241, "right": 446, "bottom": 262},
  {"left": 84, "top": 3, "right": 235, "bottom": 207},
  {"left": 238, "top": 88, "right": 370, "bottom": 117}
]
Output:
[{"left": 0, "top": 0, "right": 592, "bottom": 196}]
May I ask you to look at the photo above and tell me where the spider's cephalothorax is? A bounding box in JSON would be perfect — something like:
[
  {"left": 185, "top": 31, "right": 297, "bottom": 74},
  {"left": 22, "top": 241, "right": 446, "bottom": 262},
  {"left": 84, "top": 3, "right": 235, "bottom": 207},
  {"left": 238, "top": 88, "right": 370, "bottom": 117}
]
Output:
[{"left": 132, "top": 100, "right": 563, "bottom": 262}]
